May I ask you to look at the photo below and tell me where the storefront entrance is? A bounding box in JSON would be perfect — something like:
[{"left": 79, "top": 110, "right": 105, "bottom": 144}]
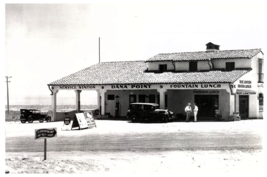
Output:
[
  {"left": 239, "top": 95, "right": 249, "bottom": 118},
  {"left": 195, "top": 95, "right": 219, "bottom": 119}
]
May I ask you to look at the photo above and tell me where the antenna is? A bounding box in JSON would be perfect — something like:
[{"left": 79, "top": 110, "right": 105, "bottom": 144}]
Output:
[{"left": 99, "top": 37, "right": 100, "bottom": 63}]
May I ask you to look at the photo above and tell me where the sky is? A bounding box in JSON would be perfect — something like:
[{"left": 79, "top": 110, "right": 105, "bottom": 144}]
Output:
[{"left": 3, "top": 1, "right": 266, "bottom": 106}]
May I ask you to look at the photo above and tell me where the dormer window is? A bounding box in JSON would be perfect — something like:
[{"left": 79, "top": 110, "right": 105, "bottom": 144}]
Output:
[
  {"left": 159, "top": 64, "right": 167, "bottom": 73},
  {"left": 226, "top": 62, "right": 235, "bottom": 71},
  {"left": 189, "top": 61, "right": 198, "bottom": 72}
]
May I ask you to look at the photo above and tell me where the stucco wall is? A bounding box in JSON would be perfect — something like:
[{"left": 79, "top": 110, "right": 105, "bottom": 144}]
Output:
[
  {"left": 147, "top": 62, "right": 175, "bottom": 71},
  {"left": 167, "top": 89, "right": 230, "bottom": 119},
  {"left": 175, "top": 62, "right": 189, "bottom": 71},
  {"left": 212, "top": 58, "right": 251, "bottom": 69},
  {"left": 105, "top": 90, "right": 159, "bottom": 117},
  {"left": 232, "top": 52, "right": 264, "bottom": 118},
  {"left": 198, "top": 61, "right": 211, "bottom": 71}
]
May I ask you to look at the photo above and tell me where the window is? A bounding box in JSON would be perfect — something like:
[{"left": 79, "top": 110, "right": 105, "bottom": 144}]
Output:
[
  {"left": 165, "top": 94, "right": 168, "bottom": 108},
  {"left": 144, "top": 105, "right": 152, "bottom": 111},
  {"left": 258, "top": 59, "right": 264, "bottom": 83},
  {"left": 259, "top": 93, "right": 263, "bottom": 106},
  {"left": 107, "top": 95, "right": 114, "bottom": 100},
  {"left": 226, "top": 62, "right": 235, "bottom": 71},
  {"left": 159, "top": 64, "right": 167, "bottom": 73},
  {"left": 189, "top": 61, "right": 198, "bottom": 72},
  {"left": 149, "top": 95, "right": 156, "bottom": 103},
  {"left": 139, "top": 95, "right": 146, "bottom": 102}
]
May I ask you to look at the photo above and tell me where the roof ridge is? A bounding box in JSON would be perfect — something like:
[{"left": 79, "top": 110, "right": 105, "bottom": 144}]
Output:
[
  {"left": 157, "top": 48, "right": 261, "bottom": 55},
  {"left": 99, "top": 60, "right": 145, "bottom": 64}
]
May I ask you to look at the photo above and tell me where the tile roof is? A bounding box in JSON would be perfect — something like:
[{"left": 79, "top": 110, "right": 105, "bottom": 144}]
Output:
[
  {"left": 146, "top": 48, "right": 262, "bottom": 62},
  {"left": 49, "top": 61, "right": 250, "bottom": 86}
]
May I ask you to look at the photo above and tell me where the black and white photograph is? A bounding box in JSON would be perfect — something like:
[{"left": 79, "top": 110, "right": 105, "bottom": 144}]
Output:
[{"left": 3, "top": 0, "right": 265, "bottom": 175}]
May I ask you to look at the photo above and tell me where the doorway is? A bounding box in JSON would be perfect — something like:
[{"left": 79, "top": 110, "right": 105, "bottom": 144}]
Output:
[
  {"left": 195, "top": 95, "right": 219, "bottom": 119},
  {"left": 239, "top": 95, "right": 249, "bottom": 118}
]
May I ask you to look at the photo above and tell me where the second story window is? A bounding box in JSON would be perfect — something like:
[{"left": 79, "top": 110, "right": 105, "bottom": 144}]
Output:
[
  {"left": 159, "top": 64, "right": 167, "bottom": 73},
  {"left": 226, "top": 62, "right": 235, "bottom": 71},
  {"left": 258, "top": 58, "right": 264, "bottom": 83},
  {"left": 189, "top": 61, "right": 198, "bottom": 72}
]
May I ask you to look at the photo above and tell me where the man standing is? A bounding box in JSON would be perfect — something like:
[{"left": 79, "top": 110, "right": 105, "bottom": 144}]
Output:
[
  {"left": 184, "top": 103, "right": 192, "bottom": 122},
  {"left": 194, "top": 103, "right": 198, "bottom": 122}
]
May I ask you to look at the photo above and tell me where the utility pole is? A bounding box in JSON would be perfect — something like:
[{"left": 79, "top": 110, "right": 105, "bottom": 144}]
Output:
[
  {"left": 99, "top": 37, "right": 100, "bottom": 63},
  {"left": 6, "top": 76, "right": 12, "bottom": 114}
]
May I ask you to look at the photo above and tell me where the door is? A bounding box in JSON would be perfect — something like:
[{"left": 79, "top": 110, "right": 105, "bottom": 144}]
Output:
[
  {"left": 195, "top": 95, "right": 219, "bottom": 119},
  {"left": 239, "top": 95, "right": 249, "bottom": 118}
]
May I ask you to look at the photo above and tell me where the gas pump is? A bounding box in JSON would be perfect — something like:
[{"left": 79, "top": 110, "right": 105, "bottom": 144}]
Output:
[{"left": 115, "top": 95, "right": 121, "bottom": 118}]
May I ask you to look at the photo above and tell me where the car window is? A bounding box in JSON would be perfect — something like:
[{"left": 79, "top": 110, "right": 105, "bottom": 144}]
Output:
[
  {"left": 143, "top": 105, "right": 152, "bottom": 111},
  {"left": 130, "top": 104, "right": 143, "bottom": 110}
]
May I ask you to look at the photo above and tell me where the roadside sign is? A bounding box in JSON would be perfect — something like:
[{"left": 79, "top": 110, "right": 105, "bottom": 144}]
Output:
[
  {"left": 61, "top": 117, "right": 73, "bottom": 131},
  {"left": 72, "top": 112, "right": 97, "bottom": 130},
  {"left": 35, "top": 128, "right": 57, "bottom": 140},
  {"left": 34, "top": 128, "right": 57, "bottom": 160},
  {"left": 73, "top": 113, "right": 88, "bottom": 129},
  {"left": 84, "top": 111, "right": 97, "bottom": 128}
]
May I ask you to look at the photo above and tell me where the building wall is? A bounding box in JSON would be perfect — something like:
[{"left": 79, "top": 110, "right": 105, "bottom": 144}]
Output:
[
  {"left": 212, "top": 58, "right": 251, "bottom": 69},
  {"left": 105, "top": 90, "right": 159, "bottom": 117},
  {"left": 167, "top": 89, "right": 230, "bottom": 119},
  {"left": 147, "top": 62, "right": 175, "bottom": 71},
  {"left": 232, "top": 52, "right": 264, "bottom": 118},
  {"left": 175, "top": 62, "right": 189, "bottom": 71},
  {"left": 198, "top": 61, "right": 211, "bottom": 71}
]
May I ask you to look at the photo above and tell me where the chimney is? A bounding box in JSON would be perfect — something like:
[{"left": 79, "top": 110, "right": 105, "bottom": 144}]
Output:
[{"left": 206, "top": 42, "right": 220, "bottom": 51}]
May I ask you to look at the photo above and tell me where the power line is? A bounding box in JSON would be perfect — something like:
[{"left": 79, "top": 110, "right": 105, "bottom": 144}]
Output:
[{"left": 6, "top": 76, "right": 12, "bottom": 115}]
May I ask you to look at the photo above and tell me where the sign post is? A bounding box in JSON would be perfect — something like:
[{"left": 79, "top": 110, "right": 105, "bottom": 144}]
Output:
[
  {"left": 44, "top": 138, "right": 47, "bottom": 160},
  {"left": 35, "top": 128, "right": 57, "bottom": 160}
]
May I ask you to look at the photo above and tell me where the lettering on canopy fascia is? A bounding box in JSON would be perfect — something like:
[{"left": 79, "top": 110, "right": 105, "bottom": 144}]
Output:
[
  {"left": 193, "top": 91, "right": 219, "bottom": 94},
  {"left": 111, "top": 84, "right": 152, "bottom": 89},
  {"left": 170, "top": 84, "right": 221, "bottom": 89},
  {"left": 231, "top": 80, "right": 252, "bottom": 89},
  {"left": 236, "top": 91, "right": 256, "bottom": 95},
  {"left": 59, "top": 85, "right": 96, "bottom": 89}
]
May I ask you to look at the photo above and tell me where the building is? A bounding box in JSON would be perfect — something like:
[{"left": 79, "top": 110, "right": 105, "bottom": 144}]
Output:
[{"left": 48, "top": 43, "right": 264, "bottom": 121}]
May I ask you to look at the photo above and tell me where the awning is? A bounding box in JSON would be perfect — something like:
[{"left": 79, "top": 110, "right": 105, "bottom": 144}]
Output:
[{"left": 236, "top": 89, "right": 256, "bottom": 95}]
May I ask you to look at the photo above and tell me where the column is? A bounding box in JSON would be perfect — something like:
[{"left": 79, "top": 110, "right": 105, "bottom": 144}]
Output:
[
  {"left": 51, "top": 90, "right": 58, "bottom": 121},
  {"left": 75, "top": 90, "right": 82, "bottom": 112},
  {"left": 235, "top": 94, "right": 239, "bottom": 113},
  {"left": 99, "top": 90, "right": 106, "bottom": 115},
  {"left": 157, "top": 88, "right": 167, "bottom": 109},
  {"left": 96, "top": 90, "right": 100, "bottom": 110},
  {"left": 229, "top": 94, "right": 235, "bottom": 115}
]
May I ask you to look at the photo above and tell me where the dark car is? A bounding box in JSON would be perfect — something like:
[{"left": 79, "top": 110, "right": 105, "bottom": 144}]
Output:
[
  {"left": 127, "top": 103, "right": 176, "bottom": 123},
  {"left": 20, "top": 109, "right": 52, "bottom": 123}
]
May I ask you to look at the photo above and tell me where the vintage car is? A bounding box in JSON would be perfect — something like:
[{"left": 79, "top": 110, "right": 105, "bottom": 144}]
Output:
[
  {"left": 127, "top": 103, "right": 176, "bottom": 123},
  {"left": 20, "top": 109, "right": 52, "bottom": 123}
]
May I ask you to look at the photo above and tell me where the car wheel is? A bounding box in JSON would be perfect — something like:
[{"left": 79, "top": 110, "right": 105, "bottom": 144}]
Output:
[
  {"left": 131, "top": 114, "right": 139, "bottom": 122},
  {"left": 21, "top": 120, "right": 26, "bottom": 124},
  {"left": 28, "top": 116, "right": 33, "bottom": 123},
  {"left": 46, "top": 116, "right": 51, "bottom": 122},
  {"left": 161, "top": 115, "right": 168, "bottom": 123}
]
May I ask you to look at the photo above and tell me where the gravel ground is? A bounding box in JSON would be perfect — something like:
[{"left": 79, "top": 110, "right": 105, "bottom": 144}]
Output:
[
  {"left": 5, "top": 119, "right": 265, "bottom": 174},
  {"left": 5, "top": 150, "right": 264, "bottom": 174}
]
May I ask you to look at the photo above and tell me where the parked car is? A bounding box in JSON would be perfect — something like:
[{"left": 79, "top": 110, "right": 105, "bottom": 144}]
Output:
[
  {"left": 20, "top": 109, "right": 52, "bottom": 123},
  {"left": 127, "top": 103, "right": 176, "bottom": 123}
]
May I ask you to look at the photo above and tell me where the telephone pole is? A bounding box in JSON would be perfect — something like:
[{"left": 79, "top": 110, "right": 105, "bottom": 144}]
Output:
[{"left": 6, "top": 76, "right": 12, "bottom": 114}]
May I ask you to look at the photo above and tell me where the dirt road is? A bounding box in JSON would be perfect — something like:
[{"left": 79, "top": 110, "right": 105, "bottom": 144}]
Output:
[{"left": 5, "top": 119, "right": 264, "bottom": 174}]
